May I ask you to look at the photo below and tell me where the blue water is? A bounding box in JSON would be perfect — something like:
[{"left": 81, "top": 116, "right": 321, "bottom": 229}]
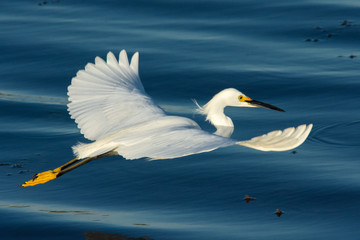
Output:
[{"left": 1, "top": 1, "right": 360, "bottom": 239}]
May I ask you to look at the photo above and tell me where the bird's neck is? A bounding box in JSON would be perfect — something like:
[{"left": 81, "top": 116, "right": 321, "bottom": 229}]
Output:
[
  {"left": 199, "top": 97, "right": 234, "bottom": 137},
  {"left": 206, "top": 107, "right": 233, "bottom": 127}
]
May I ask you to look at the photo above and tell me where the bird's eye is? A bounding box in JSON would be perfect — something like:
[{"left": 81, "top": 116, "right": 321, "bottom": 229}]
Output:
[{"left": 238, "top": 96, "right": 243, "bottom": 102}]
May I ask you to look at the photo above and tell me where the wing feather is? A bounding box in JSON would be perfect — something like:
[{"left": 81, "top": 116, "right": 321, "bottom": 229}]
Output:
[
  {"left": 67, "top": 50, "right": 165, "bottom": 141},
  {"left": 119, "top": 50, "right": 130, "bottom": 67},
  {"left": 117, "top": 128, "right": 235, "bottom": 160},
  {"left": 236, "top": 124, "right": 312, "bottom": 151},
  {"left": 130, "top": 52, "right": 139, "bottom": 76},
  {"left": 72, "top": 116, "right": 236, "bottom": 160}
]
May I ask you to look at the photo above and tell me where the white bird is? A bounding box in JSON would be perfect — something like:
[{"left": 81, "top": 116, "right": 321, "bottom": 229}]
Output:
[{"left": 22, "top": 50, "right": 312, "bottom": 187}]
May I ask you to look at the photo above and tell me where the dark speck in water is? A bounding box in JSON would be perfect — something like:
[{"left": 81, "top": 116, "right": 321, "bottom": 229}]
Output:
[
  {"left": 0, "top": 163, "right": 10, "bottom": 166},
  {"left": 341, "top": 20, "right": 352, "bottom": 26},
  {"left": 244, "top": 195, "right": 256, "bottom": 203},
  {"left": 275, "top": 209, "right": 284, "bottom": 217},
  {"left": 350, "top": 55, "right": 356, "bottom": 59},
  {"left": 305, "top": 38, "right": 319, "bottom": 42},
  {"left": 292, "top": 150, "right": 297, "bottom": 154}
]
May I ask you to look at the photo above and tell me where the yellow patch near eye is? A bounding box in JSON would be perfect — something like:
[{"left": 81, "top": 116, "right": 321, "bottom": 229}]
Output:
[{"left": 238, "top": 95, "right": 252, "bottom": 102}]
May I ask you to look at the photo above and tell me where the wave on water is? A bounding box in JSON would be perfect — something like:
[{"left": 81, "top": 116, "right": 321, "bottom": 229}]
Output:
[
  {"left": 0, "top": 91, "right": 67, "bottom": 105},
  {"left": 311, "top": 121, "right": 360, "bottom": 147}
]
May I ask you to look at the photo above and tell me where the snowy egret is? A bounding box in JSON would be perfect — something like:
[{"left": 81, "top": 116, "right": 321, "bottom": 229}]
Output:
[{"left": 22, "top": 50, "right": 312, "bottom": 187}]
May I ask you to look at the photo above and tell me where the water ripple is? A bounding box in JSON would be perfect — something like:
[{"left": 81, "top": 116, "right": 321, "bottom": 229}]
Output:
[{"left": 311, "top": 121, "right": 360, "bottom": 147}]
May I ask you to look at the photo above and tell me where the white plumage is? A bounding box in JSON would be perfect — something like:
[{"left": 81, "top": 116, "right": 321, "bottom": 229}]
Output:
[
  {"left": 237, "top": 124, "right": 312, "bottom": 151},
  {"left": 68, "top": 50, "right": 312, "bottom": 160},
  {"left": 21, "top": 49, "right": 314, "bottom": 187},
  {"left": 68, "top": 51, "right": 164, "bottom": 141}
]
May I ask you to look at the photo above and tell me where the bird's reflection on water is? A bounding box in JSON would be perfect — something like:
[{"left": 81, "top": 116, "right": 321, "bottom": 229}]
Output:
[{"left": 84, "top": 232, "right": 152, "bottom": 240}]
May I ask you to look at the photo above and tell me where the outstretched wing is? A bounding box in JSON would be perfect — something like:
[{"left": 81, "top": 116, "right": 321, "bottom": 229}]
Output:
[
  {"left": 72, "top": 117, "right": 312, "bottom": 160},
  {"left": 72, "top": 116, "right": 236, "bottom": 160},
  {"left": 236, "top": 124, "right": 313, "bottom": 151},
  {"left": 114, "top": 118, "right": 237, "bottom": 160},
  {"left": 67, "top": 50, "right": 165, "bottom": 141}
]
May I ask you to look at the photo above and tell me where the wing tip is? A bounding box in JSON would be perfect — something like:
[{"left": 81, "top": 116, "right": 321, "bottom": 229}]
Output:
[
  {"left": 236, "top": 123, "right": 313, "bottom": 152},
  {"left": 119, "top": 49, "right": 129, "bottom": 66},
  {"left": 106, "top": 51, "right": 117, "bottom": 63},
  {"left": 130, "top": 51, "right": 139, "bottom": 76},
  {"left": 105, "top": 49, "right": 139, "bottom": 74}
]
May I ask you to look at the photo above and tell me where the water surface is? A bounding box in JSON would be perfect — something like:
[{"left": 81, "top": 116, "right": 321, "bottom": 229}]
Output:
[{"left": 1, "top": 1, "right": 360, "bottom": 239}]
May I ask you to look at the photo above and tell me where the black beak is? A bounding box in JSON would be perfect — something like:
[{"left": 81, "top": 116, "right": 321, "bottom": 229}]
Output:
[{"left": 246, "top": 99, "right": 285, "bottom": 112}]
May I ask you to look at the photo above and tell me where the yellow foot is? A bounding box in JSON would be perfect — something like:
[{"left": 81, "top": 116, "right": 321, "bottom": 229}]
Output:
[{"left": 21, "top": 167, "right": 61, "bottom": 187}]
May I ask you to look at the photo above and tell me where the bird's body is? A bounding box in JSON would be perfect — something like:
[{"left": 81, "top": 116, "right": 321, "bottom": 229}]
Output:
[
  {"left": 22, "top": 50, "right": 312, "bottom": 187},
  {"left": 72, "top": 115, "right": 235, "bottom": 160}
]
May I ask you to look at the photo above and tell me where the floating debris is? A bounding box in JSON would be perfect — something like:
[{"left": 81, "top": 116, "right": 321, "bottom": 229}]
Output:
[
  {"left": 275, "top": 209, "right": 283, "bottom": 217},
  {"left": 291, "top": 150, "right": 297, "bottom": 154},
  {"left": 341, "top": 20, "right": 352, "bottom": 27},
  {"left": 244, "top": 195, "right": 256, "bottom": 203},
  {"left": 305, "top": 38, "right": 319, "bottom": 42},
  {"left": 315, "top": 26, "right": 328, "bottom": 33},
  {"left": 308, "top": 20, "right": 358, "bottom": 46},
  {"left": 38, "top": 0, "right": 60, "bottom": 6},
  {"left": 338, "top": 55, "right": 357, "bottom": 59}
]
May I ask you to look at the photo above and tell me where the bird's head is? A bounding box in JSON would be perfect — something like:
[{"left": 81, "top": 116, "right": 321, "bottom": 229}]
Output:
[
  {"left": 217, "top": 88, "right": 285, "bottom": 112},
  {"left": 196, "top": 88, "right": 285, "bottom": 129}
]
